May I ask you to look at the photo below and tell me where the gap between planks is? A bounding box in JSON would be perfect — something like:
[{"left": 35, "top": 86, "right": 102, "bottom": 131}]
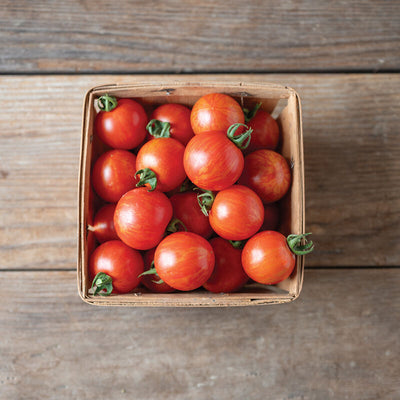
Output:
[{"left": 0, "top": 70, "right": 400, "bottom": 76}]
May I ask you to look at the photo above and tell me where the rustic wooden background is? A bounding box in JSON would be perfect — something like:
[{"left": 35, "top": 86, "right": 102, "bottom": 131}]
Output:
[{"left": 1, "top": 1, "right": 399, "bottom": 399}]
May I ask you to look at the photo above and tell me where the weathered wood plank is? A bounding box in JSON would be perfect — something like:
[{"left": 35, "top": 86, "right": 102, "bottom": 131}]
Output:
[
  {"left": 0, "top": 269, "right": 399, "bottom": 399},
  {"left": 0, "top": 74, "right": 399, "bottom": 268},
  {"left": 0, "top": 1, "right": 399, "bottom": 72}
]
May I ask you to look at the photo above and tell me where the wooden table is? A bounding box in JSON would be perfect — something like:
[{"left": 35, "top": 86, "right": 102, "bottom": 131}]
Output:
[{"left": 1, "top": 1, "right": 399, "bottom": 399}]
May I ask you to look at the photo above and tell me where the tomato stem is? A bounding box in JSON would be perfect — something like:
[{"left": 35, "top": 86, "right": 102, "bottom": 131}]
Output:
[
  {"left": 229, "top": 240, "right": 246, "bottom": 249},
  {"left": 179, "top": 178, "right": 196, "bottom": 193},
  {"left": 89, "top": 272, "right": 113, "bottom": 296},
  {"left": 166, "top": 218, "right": 187, "bottom": 234},
  {"left": 195, "top": 189, "right": 215, "bottom": 216},
  {"left": 151, "top": 278, "right": 165, "bottom": 285},
  {"left": 287, "top": 233, "right": 314, "bottom": 255},
  {"left": 97, "top": 94, "right": 118, "bottom": 112},
  {"left": 136, "top": 168, "right": 158, "bottom": 191},
  {"left": 139, "top": 267, "right": 158, "bottom": 277},
  {"left": 243, "top": 102, "right": 262, "bottom": 122},
  {"left": 138, "top": 262, "right": 164, "bottom": 284},
  {"left": 226, "top": 123, "right": 253, "bottom": 150},
  {"left": 146, "top": 119, "right": 171, "bottom": 138}
]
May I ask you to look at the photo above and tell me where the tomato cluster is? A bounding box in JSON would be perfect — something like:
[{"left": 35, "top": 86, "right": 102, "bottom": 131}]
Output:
[{"left": 88, "top": 93, "right": 313, "bottom": 296}]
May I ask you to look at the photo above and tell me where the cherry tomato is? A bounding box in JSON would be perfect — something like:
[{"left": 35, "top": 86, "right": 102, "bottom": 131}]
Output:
[
  {"left": 190, "top": 93, "right": 244, "bottom": 135},
  {"left": 91, "top": 149, "right": 138, "bottom": 203},
  {"left": 136, "top": 137, "right": 186, "bottom": 192},
  {"left": 89, "top": 240, "right": 144, "bottom": 294},
  {"left": 148, "top": 103, "right": 194, "bottom": 145},
  {"left": 241, "top": 231, "right": 295, "bottom": 285},
  {"left": 261, "top": 203, "right": 280, "bottom": 231},
  {"left": 141, "top": 248, "right": 175, "bottom": 293},
  {"left": 203, "top": 238, "right": 248, "bottom": 293},
  {"left": 169, "top": 192, "right": 213, "bottom": 239},
  {"left": 239, "top": 149, "right": 291, "bottom": 203},
  {"left": 209, "top": 185, "right": 264, "bottom": 240},
  {"left": 114, "top": 187, "right": 173, "bottom": 250},
  {"left": 154, "top": 232, "right": 215, "bottom": 291},
  {"left": 94, "top": 96, "right": 147, "bottom": 149},
  {"left": 246, "top": 107, "right": 280, "bottom": 152},
  {"left": 183, "top": 131, "right": 244, "bottom": 191},
  {"left": 91, "top": 203, "right": 118, "bottom": 243}
]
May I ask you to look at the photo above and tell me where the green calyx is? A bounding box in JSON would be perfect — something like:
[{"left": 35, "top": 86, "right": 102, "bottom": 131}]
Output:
[
  {"left": 146, "top": 119, "right": 171, "bottom": 138},
  {"left": 89, "top": 272, "right": 113, "bottom": 296},
  {"left": 287, "top": 233, "right": 314, "bottom": 255},
  {"left": 229, "top": 240, "right": 246, "bottom": 249},
  {"left": 136, "top": 168, "right": 157, "bottom": 191},
  {"left": 138, "top": 262, "right": 165, "bottom": 285},
  {"left": 227, "top": 123, "right": 253, "bottom": 150},
  {"left": 196, "top": 189, "right": 215, "bottom": 216},
  {"left": 179, "top": 178, "right": 196, "bottom": 193},
  {"left": 243, "top": 102, "right": 262, "bottom": 122},
  {"left": 166, "top": 218, "right": 187, "bottom": 234},
  {"left": 97, "top": 94, "right": 118, "bottom": 112}
]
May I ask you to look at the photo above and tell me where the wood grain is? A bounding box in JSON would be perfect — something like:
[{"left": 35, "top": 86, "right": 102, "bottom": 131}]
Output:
[
  {"left": 0, "top": 74, "right": 399, "bottom": 269},
  {"left": 0, "top": 269, "right": 399, "bottom": 399},
  {"left": 1, "top": 0, "right": 399, "bottom": 72}
]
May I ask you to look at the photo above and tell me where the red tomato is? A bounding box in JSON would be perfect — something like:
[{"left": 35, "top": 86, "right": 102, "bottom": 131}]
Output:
[
  {"left": 114, "top": 187, "right": 173, "bottom": 250},
  {"left": 190, "top": 93, "right": 244, "bottom": 135},
  {"left": 242, "top": 231, "right": 295, "bottom": 285},
  {"left": 246, "top": 108, "right": 280, "bottom": 152},
  {"left": 141, "top": 248, "right": 175, "bottom": 293},
  {"left": 136, "top": 137, "right": 186, "bottom": 192},
  {"left": 203, "top": 238, "right": 249, "bottom": 293},
  {"left": 261, "top": 203, "right": 280, "bottom": 231},
  {"left": 154, "top": 232, "right": 215, "bottom": 291},
  {"left": 169, "top": 192, "right": 213, "bottom": 239},
  {"left": 91, "top": 149, "right": 138, "bottom": 203},
  {"left": 89, "top": 240, "right": 144, "bottom": 294},
  {"left": 148, "top": 103, "right": 194, "bottom": 145},
  {"left": 183, "top": 132, "right": 244, "bottom": 191},
  {"left": 209, "top": 185, "right": 264, "bottom": 240},
  {"left": 91, "top": 203, "right": 118, "bottom": 243},
  {"left": 94, "top": 96, "right": 147, "bottom": 149},
  {"left": 239, "top": 149, "right": 291, "bottom": 203}
]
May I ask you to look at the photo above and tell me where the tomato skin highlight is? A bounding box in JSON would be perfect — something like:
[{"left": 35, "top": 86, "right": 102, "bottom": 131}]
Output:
[
  {"left": 114, "top": 187, "right": 173, "bottom": 250},
  {"left": 190, "top": 93, "right": 244, "bottom": 135},
  {"left": 203, "top": 238, "right": 249, "bottom": 293},
  {"left": 246, "top": 109, "right": 280, "bottom": 153},
  {"left": 242, "top": 231, "right": 295, "bottom": 285},
  {"left": 141, "top": 248, "right": 175, "bottom": 293},
  {"left": 183, "top": 132, "right": 244, "bottom": 191},
  {"left": 239, "top": 149, "right": 291, "bottom": 203},
  {"left": 91, "top": 150, "right": 138, "bottom": 203},
  {"left": 209, "top": 185, "right": 264, "bottom": 241},
  {"left": 94, "top": 98, "right": 147, "bottom": 150},
  {"left": 154, "top": 232, "right": 215, "bottom": 291},
  {"left": 150, "top": 103, "right": 194, "bottom": 145},
  {"left": 89, "top": 240, "right": 144, "bottom": 294},
  {"left": 136, "top": 137, "right": 186, "bottom": 192},
  {"left": 169, "top": 192, "right": 213, "bottom": 239},
  {"left": 92, "top": 203, "right": 119, "bottom": 243}
]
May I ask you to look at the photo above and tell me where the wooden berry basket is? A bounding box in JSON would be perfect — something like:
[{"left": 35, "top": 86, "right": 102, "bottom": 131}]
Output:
[{"left": 77, "top": 81, "right": 305, "bottom": 307}]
